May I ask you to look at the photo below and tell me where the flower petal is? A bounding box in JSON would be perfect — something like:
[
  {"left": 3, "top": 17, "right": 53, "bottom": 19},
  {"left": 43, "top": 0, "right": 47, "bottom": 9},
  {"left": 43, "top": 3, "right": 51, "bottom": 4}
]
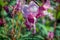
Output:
[
  {"left": 29, "top": 1, "right": 39, "bottom": 16},
  {"left": 43, "top": 0, "right": 51, "bottom": 10},
  {"left": 22, "top": 5, "right": 30, "bottom": 18},
  {"left": 36, "top": 6, "right": 45, "bottom": 18}
]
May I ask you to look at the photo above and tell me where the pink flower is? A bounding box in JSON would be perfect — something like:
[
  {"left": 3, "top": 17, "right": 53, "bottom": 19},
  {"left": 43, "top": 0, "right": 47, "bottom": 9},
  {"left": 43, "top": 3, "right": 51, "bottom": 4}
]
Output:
[
  {"left": 22, "top": 1, "right": 39, "bottom": 18},
  {"left": 22, "top": 0, "right": 51, "bottom": 34},
  {"left": 36, "top": 6, "right": 45, "bottom": 18},
  {"left": 48, "top": 13, "right": 55, "bottom": 20},
  {"left": 25, "top": 20, "right": 32, "bottom": 30},
  {"left": 48, "top": 32, "right": 54, "bottom": 39},
  {"left": 27, "top": 14, "right": 35, "bottom": 23},
  {"left": 24, "top": 13, "right": 36, "bottom": 30},
  {"left": 12, "top": 0, "right": 23, "bottom": 12},
  {"left": 22, "top": 5, "right": 30, "bottom": 18},
  {"left": 36, "top": 0, "right": 51, "bottom": 18},
  {"left": 43, "top": 0, "right": 51, "bottom": 10},
  {"left": 11, "top": 0, "right": 23, "bottom": 16},
  {"left": 43, "top": 10, "right": 55, "bottom": 20},
  {"left": 0, "top": 18, "right": 4, "bottom": 26},
  {"left": 25, "top": 15, "right": 36, "bottom": 30},
  {"left": 22, "top": 1, "right": 38, "bottom": 34},
  {"left": 15, "top": 0, "right": 22, "bottom": 11}
]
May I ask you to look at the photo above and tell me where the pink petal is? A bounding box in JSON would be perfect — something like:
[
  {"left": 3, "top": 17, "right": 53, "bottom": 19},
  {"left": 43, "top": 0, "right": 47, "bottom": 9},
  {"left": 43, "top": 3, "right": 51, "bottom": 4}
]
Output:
[
  {"left": 25, "top": 20, "right": 32, "bottom": 30},
  {"left": 43, "top": 0, "right": 51, "bottom": 10},
  {"left": 48, "top": 32, "right": 54, "bottom": 39},
  {"left": 22, "top": 5, "right": 30, "bottom": 18},
  {"left": 29, "top": 1, "right": 39, "bottom": 16},
  {"left": 27, "top": 14, "right": 35, "bottom": 23},
  {"left": 36, "top": 6, "right": 45, "bottom": 18}
]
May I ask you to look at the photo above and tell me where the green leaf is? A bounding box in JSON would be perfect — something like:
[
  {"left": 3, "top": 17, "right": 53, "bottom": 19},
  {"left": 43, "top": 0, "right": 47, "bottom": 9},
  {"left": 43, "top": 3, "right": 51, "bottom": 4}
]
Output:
[
  {"left": 57, "top": 12, "right": 60, "bottom": 19},
  {"left": 35, "top": 35, "right": 44, "bottom": 40},
  {"left": 20, "top": 32, "right": 31, "bottom": 37},
  {"left": 8, "top": 0, "right": 16, "bottom": 6},
  {"left": 0, "top": 0, "right": 7, "bottom": 6},
  {"left": 36, "top": 23, "right": 48, "bottom": 37},
  {"left": 1, "top": 9, "right": 7, "bottom": 17}
]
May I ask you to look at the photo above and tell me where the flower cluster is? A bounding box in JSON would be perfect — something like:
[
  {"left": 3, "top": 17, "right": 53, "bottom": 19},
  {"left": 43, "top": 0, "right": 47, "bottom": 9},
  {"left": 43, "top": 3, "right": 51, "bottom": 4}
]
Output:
[{"left": 12, "top": 0, "right": 54, "bottom": 34}]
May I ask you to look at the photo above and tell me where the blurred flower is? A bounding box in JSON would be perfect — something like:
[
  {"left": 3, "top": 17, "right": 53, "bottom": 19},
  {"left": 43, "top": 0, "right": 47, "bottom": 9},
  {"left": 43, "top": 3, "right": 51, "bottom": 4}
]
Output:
[
  {"left": 22, "top": 1, "right": 39, "bottom": 18},
  {"left": 36, "top": 0, "right": 55, "bottom": 21},
  {"left": 36, "top": 0, "right": 51, "bottom": 18},
  {"left": 15, "top": 0, "right": 22, "bottom": 11},
  {"left": 43, "top": 10, "right": 55, "bottom": 20},
  {"left": 0, "top": 18, "right": 4, "bottom": 26},
  {"left": 22, "top": 0, "right": 51, "bottom": 34},
  {"left": 54, "top": 0, "right": 60, "bottom": 3},
  {"left": 3, "top": 6, "right": 9, "bottom": 13},
  {"left": 48, "top": 32, "right": 54, "bottom": 39},
  {"left": 43, "top": 0, "right": 51, "bottom": 10},
  {"left": 22, "top": 5, "right": 30, "bottom": 18},
  {"left": 13, "top": 0, "right": 24, "bottom": 12},
  {"left": 22, "top": 1, "right": 38, "bottom": 34},
  {"left": 48, "top": 13, "right": 55, "bottom": 20},
  {"left": 22, "top": 1, "right": 39, "bottom": 19},
  {"left": 36, "top": 6, "right": 45, "bottom": 18},
  {"left": 25, "top": 14, "right": 36, "bottom": 31},
  {"left": 25, "top": 17, "right": 36, "bottom": 34},
  {"left": 25, "top": 20, "right": 31, "bottom": 30},
  {"left": 11, "top": 0, "right": 23, "bottom": 17}
]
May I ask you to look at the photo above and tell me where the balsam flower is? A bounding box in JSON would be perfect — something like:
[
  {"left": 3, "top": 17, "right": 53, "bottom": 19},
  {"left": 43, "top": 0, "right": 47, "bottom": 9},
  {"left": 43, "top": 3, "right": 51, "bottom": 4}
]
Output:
[
  {"left": 43, "top": 0, "right": 51, "bottom": 10},
  {"left": 25, "top": 15, "right": 36, "bottom": 30},
  {"left": 22, "top": 1, "right": 38, "bottom": 34},
  {"left": 22, "top": 1, "right": 39, "bottom": 18},
  {"left": 25, "top": 14, "right": 36, "bottom": 34},
  {"left": 22, "top": 0, "right": 52, "bottom": 34},
  {"left": 37, "top": 0, "right": 55, "bottom": 20},
  {"left": 48, "top": 32, "right": 54, "bottom": 39},
  {"left": 36, "top": 0, "right": 51, "bottom": 18}
]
